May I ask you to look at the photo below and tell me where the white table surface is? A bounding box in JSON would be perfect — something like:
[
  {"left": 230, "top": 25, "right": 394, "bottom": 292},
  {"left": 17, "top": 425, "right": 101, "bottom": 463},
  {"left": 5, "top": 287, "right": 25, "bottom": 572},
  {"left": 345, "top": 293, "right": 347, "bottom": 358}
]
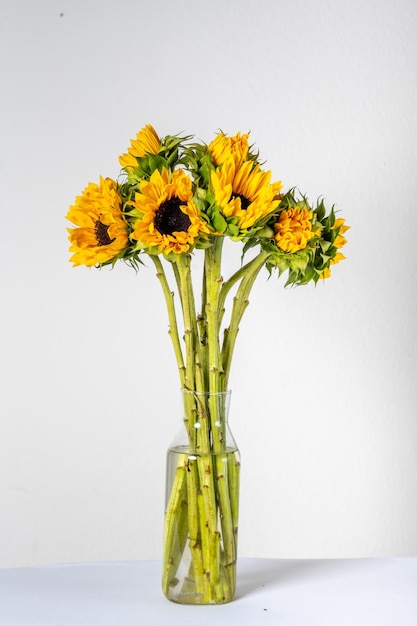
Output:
[{"left": 0, "top": 558, "right": 416, "bottom": 625}]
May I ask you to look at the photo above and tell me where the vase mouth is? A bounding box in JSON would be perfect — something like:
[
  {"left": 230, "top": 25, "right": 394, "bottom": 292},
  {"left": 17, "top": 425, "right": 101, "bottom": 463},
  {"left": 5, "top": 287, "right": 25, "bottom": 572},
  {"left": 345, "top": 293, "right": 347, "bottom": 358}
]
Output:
[{"left": 181, "top": 388, "right": 231, "bottom": 397}]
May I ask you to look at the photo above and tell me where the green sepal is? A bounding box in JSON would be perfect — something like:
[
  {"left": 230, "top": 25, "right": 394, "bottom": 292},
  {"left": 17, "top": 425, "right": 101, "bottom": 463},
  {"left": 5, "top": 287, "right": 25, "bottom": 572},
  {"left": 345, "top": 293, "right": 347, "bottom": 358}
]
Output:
[{"left": 211, "top": 211, "right": 228, "bottom": 233}]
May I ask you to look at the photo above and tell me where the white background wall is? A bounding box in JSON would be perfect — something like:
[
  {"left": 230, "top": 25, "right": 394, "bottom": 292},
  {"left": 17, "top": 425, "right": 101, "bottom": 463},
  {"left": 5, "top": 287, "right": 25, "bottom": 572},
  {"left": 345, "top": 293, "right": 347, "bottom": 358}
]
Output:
[{"left": 1, "top": 0, "right": 416, "bottom": 567}]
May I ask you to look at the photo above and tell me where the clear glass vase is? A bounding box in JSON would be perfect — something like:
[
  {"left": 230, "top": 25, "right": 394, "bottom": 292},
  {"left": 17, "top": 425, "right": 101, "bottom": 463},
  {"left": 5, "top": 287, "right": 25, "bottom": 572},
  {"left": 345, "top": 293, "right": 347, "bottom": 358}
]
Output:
[{"left": 162, "top": 389, "right": 240, "bottom": 604}]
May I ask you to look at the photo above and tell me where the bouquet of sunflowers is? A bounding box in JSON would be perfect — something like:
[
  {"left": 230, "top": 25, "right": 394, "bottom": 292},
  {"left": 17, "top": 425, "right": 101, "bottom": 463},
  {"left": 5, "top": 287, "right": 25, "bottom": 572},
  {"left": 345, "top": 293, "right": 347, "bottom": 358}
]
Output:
[{"left": 66, "top": 124, "right": 348, "bottom": 604}]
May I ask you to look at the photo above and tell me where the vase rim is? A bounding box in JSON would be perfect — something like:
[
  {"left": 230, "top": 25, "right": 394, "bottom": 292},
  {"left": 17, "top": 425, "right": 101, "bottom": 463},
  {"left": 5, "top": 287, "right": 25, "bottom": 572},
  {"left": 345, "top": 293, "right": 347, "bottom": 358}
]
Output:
[{"left": 181, "top": 388, "right": 231, "bottom": 396}]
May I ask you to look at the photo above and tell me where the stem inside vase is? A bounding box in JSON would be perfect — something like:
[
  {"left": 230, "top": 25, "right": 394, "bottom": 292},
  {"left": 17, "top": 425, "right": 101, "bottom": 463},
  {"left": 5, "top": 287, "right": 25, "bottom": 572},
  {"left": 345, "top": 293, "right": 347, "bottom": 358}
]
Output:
[{"left": 162, "top": 390, "right": 240, "bottom": 605}]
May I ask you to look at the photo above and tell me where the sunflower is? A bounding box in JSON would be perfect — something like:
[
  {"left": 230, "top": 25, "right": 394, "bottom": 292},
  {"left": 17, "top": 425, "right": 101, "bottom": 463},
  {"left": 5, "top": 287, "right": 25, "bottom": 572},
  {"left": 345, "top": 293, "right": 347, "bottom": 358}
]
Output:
[
  {"left": 274, "top": 206, "right": 315, "bottom": 253},
  {"left": 208, "top": 131, "right": 250, "bottom": 167},
  {"left": 130, "top": 168, "right": 208, "bottom": 255},
  {"left": 211, "top": 158, "right": 282, "bottom": 231},
  {"left": 66, "top": 177, "right": 129, "bottom": 267},
  {"left": 119, "top": 124, "right": 161, "bottom": 169}
]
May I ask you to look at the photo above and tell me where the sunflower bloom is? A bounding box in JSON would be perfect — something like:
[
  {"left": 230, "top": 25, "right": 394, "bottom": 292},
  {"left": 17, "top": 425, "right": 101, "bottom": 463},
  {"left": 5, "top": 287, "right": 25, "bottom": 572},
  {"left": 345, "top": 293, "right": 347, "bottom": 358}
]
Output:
[
  {"left": 274, "top": 207, "right": 315, "bottom": 253},
  {"left": 130, "top": 168, "right": 208, "bottom": 255},
  {"left": 66, "top": 177, "right": 129, "bottom": 267},
  {"left": 211, "top": 159, "right": 282, "bottom": 230},
  {"left": 209, "top": 131, "right": 250, "bottom": 167},
  {"left": 119, "top": 124, "right": 161, "bottom": 168}
]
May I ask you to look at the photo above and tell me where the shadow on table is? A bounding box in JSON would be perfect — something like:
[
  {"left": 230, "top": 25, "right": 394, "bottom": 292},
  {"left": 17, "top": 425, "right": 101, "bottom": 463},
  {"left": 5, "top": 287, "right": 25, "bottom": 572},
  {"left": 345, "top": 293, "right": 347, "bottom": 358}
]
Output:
[{"left": 236, "top": 559, "right": 348, "bottom": 599}]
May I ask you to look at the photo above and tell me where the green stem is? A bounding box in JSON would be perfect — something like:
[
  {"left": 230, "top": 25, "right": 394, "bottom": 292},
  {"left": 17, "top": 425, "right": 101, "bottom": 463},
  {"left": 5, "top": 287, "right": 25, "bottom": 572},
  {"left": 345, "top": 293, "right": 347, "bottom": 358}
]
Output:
[
  {"left": 176, "top": 255, "right": 195, "bottom": 392},
  {"left": 204, "top": 237, "right": 224, "bottom": 395},
  {"left": 197, "top": 266, "right": 208, "bottom": 390},
  {"left": 162, "top": 455, "right": 188, "bottom": 593},
  {"left": 218, "top": 253, "right": 264, "bottom": 328},
  {"left": 151, "top": 255, "right": 186, "bottom": 389},
  {"left": 174, "top": 257, "right": 218, "bottom": 580},
  {"left": 222, "top": 250, "right": 270, "bottom": 390},
  {"left": 185, "top": 457, "right": 205, "bottom": 595},
  {"left": 176, "top": 254, "right": 205, "bottom": 393}
]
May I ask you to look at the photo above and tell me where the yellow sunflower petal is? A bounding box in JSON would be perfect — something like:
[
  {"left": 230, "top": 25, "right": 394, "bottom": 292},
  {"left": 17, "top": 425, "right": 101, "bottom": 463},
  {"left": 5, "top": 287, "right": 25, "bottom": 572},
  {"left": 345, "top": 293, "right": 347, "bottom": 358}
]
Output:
[
  {"left": 209, "top": 131, "right": 250, "bottom": 167},
  {"left": 274, "top": 207, "right": 314, "bottom": 253},
  {"left": 66, "top": 177, "right": 129, "bottom": 267},
  {"left": 119, "top": 124, "right": 161, "bottom": 168},
  {"left": 334, "top": 218, "right": 350, "bottom": 234},
  {"left": 212, "top": 158, "right": 282, "bottom": 230},
  {"left": 333, "top": 217, "right": 349, "bottom": 251}
]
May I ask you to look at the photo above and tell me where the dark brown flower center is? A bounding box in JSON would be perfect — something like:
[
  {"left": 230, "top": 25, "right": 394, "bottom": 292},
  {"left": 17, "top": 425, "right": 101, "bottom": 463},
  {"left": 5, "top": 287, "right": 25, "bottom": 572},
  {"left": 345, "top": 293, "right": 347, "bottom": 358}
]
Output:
[
  {"left": 233, "top": 193, "right": 251, "bottom": 211},
  {"left": 95, "top": 219, "right": 115, "bottom": 246},
  {"left": 154, "top": 197, "right": 191, "bottom": 236}
]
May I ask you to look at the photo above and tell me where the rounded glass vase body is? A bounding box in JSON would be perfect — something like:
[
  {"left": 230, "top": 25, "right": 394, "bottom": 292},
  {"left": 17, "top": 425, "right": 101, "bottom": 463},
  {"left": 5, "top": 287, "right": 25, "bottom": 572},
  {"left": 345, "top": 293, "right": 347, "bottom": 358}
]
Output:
[{"left": 162, "top": 390, "right": 240, "bottom": 605}]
